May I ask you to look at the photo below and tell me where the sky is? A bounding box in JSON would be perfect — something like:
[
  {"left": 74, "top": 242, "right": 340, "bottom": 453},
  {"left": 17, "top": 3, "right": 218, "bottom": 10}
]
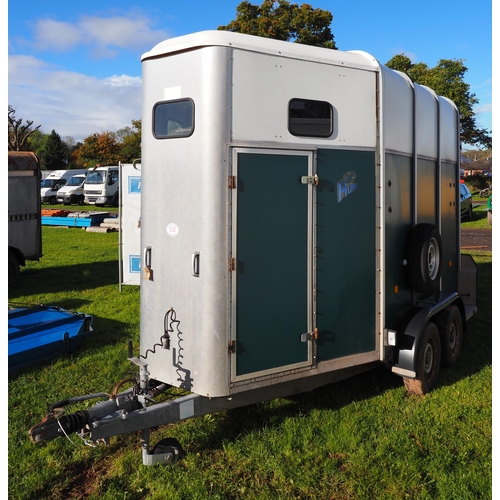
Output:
[{"left": 7, "top": 1, "right": 494, "bottom": 147}]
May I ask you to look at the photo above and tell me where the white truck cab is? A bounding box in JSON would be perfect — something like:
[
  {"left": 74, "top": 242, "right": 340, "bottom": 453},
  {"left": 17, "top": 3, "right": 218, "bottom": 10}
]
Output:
[
  {"left": 40, "top": 169, "right": 87, "bottom": 204},
  {"left": 56, "top": 174, "right": 87, "bottom": 205},
  {"left": 84, "top": 165, "right": 120, "bottom": 206}
]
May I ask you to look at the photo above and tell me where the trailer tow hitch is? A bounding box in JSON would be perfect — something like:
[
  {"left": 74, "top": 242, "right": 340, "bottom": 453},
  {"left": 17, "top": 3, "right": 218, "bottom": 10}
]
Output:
[{"left": 28, "top": 344, "right": 185, "bottom": 465}]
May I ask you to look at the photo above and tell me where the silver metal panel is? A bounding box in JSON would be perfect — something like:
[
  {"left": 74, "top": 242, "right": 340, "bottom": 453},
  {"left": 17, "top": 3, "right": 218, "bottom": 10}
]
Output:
[
  {"left": 438, "top": 96, "right": 459, "bottom": 163},
  {"left": 380, "top": 66, "right": 413, "bottom": 155},
  {"left": 140, "top": 46, "right": 232, "bottom": 397},
  {"left": 231, "top": 50, "right": 377, "bottom": 148},
  {"left": 415, "top": 84, "right": 438, "bottom": 159}
]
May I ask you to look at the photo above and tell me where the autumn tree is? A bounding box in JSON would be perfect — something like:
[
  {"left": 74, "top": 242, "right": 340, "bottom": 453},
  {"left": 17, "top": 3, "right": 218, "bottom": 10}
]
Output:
[
  {"left": 116, "top": 119, "right": 141, "bottom": 162},
  {"left": 218, "top": 0, "right": 336, "bottom": 48},
  {"left": 8, "top": 105, "right": 41, "bottom": 151},
  {"left": 75, "top": 131, "right": 121, "bottom": 167},
  {"left": 386, "top": 55, "right": 491, "bottom": 149}
]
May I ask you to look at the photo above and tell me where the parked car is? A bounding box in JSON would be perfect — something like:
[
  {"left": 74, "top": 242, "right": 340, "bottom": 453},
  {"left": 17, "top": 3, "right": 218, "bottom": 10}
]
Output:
[{"left": 460, "top": 181, "right": 473, "bottom": 219}]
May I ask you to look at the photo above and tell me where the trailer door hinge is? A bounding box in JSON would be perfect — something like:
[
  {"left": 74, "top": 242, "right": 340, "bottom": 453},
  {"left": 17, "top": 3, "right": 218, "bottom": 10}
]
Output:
[
  {"left": 229, "top": 258, "right": 235, "bottom": 272},
  {"left": 301, "top": 175, "right": 319, "bottom": 186},
  {"left": 228, "top": 340, "right": 235, "bottom": 354},
  {"left": 228, "top": 176, "right": 236, "bottom": 189},
  {"left": 301, "top": 328, "right": 318, "bottom": 342}
]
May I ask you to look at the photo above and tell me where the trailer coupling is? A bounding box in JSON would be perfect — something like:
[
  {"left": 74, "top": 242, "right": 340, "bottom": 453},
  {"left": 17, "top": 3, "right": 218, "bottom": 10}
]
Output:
[{"left": 29, "top": 388, "right": 142, "bottom": 444}]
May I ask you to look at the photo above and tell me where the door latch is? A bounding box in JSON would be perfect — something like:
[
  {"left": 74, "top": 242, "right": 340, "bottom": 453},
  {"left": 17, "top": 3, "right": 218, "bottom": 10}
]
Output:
[
  {"left": 301, "top": 328, "right": 318, "bottom": 342},
  {"left": 301, "top": 175, "right": 319, "bottom": 186}
]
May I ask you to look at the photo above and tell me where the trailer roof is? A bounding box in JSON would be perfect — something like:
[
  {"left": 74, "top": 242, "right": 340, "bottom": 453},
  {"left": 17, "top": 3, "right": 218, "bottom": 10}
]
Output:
[{"left": 142, "top": 30, "right": 380, "bottom": 73}]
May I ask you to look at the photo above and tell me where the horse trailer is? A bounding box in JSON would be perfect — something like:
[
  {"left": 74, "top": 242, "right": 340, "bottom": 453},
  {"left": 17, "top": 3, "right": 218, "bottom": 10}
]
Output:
[{"left": 30, "top": 31, "right": 477, "bottom": 465}]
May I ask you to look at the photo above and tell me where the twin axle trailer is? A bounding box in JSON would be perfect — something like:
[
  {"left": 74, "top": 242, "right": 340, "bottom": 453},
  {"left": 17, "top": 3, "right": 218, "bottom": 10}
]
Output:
[{"left": 30, "top": 31, "right": 477, "bottom": 465}]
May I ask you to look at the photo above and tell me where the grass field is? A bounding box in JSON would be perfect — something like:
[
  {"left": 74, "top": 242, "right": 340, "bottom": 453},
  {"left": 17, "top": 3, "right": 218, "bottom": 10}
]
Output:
[{"left": 8, "top": 227, "right": 492, "bottom": 499}]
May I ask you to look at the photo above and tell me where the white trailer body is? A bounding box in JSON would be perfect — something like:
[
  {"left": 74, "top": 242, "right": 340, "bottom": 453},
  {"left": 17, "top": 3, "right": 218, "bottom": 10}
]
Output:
[
  {"left": 119, "top": 161, "right": 142, "bottom": 287},
  {"left": 8, "top": 152, "right": 42, "bottom": 288},
  {"left": 138, "top": 31, "right": 476, "bottom": 398}
]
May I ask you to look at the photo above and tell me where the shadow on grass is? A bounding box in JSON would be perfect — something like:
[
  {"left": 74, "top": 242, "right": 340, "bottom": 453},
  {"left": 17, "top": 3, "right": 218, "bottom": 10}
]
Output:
[
  {"left": 9, "top": 259, "right": 119, "bottom": 301},
  {"left": 191, "top": 258, "right": 492, "bottom": 453}
]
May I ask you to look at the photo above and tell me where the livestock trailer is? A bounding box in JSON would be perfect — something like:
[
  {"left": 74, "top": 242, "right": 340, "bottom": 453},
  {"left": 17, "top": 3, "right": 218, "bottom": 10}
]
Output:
[
  {"left": 29, "top": 31, "right": 478, "bottom": 465},
  {"left": 8, "top": 151, "right": 42, "bottom": 288}
]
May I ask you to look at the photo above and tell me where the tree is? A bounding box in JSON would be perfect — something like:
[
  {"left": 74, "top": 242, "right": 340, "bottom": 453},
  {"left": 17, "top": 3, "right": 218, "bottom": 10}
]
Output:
[
  {"left": 8, "top": 105, "right": 41, "bottom": 151},
  {"left": 75, "top": 131, "right": 121, "bottom": 167},
  {"left": 386, "top": 55, "right": 491, "bottom": 149},
  {"left": 218, "top": 0, "right": 336, "bottom": 49},
  {"left": 117, "top": 119, "right": 141, "bottom": 162},
  {"left": 41, "top": 130, "right": 68, "bottom": 170}
]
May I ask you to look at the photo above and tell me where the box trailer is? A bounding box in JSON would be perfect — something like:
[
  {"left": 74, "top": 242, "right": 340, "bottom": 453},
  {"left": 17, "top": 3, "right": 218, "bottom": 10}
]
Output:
[
  {"left": 119, "top": 160, "right": 142, "bottom": 287},
  {"left": 29, "top": 31, "right": 478, "bottom": 465},
  {"left": 8, "top": 151, "right": 43, "bottom": 288}
]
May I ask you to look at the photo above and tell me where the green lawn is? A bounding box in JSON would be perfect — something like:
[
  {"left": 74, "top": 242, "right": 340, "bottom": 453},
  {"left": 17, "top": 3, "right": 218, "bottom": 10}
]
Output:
[{"left": 8, "top": 228, "right": 492, "bottom": 499}]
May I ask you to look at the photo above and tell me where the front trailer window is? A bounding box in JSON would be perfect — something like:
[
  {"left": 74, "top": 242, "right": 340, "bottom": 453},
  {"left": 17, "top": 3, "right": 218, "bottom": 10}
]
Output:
[
  {"left": 288, "top": 98, "right": 333, "bottom": 138},
  {"left": 153, "top": 99, "right": 194, "bottom": 139}
]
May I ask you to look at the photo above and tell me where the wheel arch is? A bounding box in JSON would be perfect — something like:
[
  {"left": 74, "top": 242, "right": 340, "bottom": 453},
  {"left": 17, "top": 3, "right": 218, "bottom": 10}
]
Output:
[
  {"left": 9, "top": 246, "right": 26, "bottom": 267},
  {"left": 392, "top": 292, "right": 464, "bottom": 379}
]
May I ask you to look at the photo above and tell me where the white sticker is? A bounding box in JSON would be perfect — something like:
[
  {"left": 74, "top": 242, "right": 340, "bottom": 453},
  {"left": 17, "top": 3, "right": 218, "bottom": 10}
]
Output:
[
  {"left": 164, "top": 86, "right": 182, "bottom": 100},
  {"left": 179, "top": 399, "right": 194, "bottom": 419},
  {"left": 167, "top": 223, "right": 179, "bottom": 237}
]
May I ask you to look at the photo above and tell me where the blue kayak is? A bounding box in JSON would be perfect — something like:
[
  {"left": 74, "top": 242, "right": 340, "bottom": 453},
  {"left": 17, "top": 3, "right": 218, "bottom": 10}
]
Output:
[{"left": 8, "top": 305, "right": 94, "bottom": 374}]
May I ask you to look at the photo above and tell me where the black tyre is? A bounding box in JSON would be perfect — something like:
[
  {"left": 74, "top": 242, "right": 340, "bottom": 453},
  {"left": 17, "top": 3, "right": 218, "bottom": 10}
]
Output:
[
  {"left": 407, "top": 223, "right": 443, "bottom": 295},
  {"left": 404, "top": 321, "right": 441, "bottom": 395},
  {"left": 77, "top": 196, "right": 85, "bottom": 206},
  {"left": 151, "top": 437, "right": 184, "bottom": 464},
  {"left": 466, "top": 204, "right": 473, "bottom": 219},
  {"left": 436, "top": 305, "right": 463, "bottom": 367},
  {"left": 9, "top": 250, "right": 20, "bottom": 289},
  {"left": 48, "top": 196, "right": 57, "bottom": 204}
]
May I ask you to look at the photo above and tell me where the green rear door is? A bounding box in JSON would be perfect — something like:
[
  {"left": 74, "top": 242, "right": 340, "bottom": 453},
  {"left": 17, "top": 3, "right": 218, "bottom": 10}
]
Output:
[{"left": 233, "top": 149, "right": 312, "bottom": 378}]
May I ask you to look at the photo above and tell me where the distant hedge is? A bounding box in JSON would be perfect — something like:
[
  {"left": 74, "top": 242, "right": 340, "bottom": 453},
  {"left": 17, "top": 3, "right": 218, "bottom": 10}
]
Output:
[{"left": 464, "top": 174, "right": 491, "bottom": 193}]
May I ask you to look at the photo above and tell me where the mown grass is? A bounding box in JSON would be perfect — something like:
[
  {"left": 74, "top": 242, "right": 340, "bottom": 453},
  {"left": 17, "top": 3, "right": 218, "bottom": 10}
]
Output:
[
  {"left": 8, "top": 228, "right": 491, "bottom": 499},
  {"left": 461, "top": 201, "right": 492, "bottom": 229}
]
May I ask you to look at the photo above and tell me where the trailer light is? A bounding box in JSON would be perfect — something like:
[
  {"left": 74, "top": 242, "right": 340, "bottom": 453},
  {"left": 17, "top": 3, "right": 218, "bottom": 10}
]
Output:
[{"left": 384, "top": 329, "right": 397, "bottom": 346}]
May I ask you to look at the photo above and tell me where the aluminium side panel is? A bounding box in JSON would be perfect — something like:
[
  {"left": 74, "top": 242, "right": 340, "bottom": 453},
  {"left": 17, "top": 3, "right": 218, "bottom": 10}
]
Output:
[
  {"left": 140, "top": 46, "right": 232, "bottom": 397},
  {"left": 439, "top": 96, "right": 460, "bottom": 291}
]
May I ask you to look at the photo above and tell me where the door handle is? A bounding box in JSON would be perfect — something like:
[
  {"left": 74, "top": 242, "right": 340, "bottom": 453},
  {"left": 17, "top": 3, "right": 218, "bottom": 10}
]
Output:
[
  {"left": 192, "top": 252, "right": 200, "bottom": 277},
  {"left": 143, "top": 246, "right": 153, "bottom": 280}
]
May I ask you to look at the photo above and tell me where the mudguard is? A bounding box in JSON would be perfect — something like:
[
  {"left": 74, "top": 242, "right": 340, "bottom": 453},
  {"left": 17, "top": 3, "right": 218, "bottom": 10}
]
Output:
[{"left": 392, "top": 292, "right": 463, "bottom": 379}]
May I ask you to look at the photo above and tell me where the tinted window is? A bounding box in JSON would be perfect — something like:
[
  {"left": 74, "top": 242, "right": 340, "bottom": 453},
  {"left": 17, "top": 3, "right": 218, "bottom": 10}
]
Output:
[
  {"left": 289, "top": 98, "right": 333, "bottom": 138},
  {"left": 153, "top": 99, "right": 194, "bottom": 139}
]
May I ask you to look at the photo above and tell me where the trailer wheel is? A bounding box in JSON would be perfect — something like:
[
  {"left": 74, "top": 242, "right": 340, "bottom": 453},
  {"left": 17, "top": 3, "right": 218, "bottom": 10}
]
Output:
[
  {"left": 436, "top": 305, "right": 463, "bottom": 367},
  {"left": 9, "top": 250, "right": 20, "bottom": 289},
  {"left": 404, "top": 321, "right": 441, "bottom": 395},
  {"left": 151, "top": 437, "right": 184, "bottom": 464},
  {"left": 407, "top": 223, "right": 443, "bottom": 295}
]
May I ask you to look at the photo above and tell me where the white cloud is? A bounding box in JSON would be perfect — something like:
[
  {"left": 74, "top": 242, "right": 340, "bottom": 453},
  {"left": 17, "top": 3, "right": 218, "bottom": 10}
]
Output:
[
  {"left": 32, "top": 14, "right": 170, "bottom": 56},
  {"left": 9, "top": 55, "right": 142, "bottom": 142}
]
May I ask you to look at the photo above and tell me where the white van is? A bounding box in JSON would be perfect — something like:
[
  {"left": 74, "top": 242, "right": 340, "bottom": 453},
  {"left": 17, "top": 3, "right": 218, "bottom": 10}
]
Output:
[
  {"left": 56, "top": 174, "right": 87, "bottom": 205},
  {"left": 40, "top": 169, "right": 87, "bottom": 204},
  {"left": 84, "top": 165, "right": 120, "bottom": 206}
]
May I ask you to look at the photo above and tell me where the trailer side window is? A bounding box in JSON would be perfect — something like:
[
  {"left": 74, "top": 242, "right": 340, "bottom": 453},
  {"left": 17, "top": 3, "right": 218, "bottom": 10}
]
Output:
[
  {"left": 153, "top": 99, "right": 194, "bottom": 139},
  {"left": 288, "top": 98, "right": 333, "bottom": 138}
]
